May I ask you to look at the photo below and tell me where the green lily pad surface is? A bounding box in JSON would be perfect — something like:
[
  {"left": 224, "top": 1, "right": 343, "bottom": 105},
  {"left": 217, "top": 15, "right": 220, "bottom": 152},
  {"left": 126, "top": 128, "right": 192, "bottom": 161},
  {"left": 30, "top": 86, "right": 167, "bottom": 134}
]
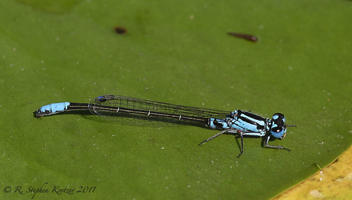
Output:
[{"left": 1, "top": 0, "right": 351, "bottom": 199}]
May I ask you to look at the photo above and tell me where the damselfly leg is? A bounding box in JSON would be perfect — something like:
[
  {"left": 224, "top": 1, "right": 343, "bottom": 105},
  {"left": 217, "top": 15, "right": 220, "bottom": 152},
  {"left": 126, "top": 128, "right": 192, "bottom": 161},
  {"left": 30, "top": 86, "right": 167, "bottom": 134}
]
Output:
[
  {"left": 199, "top": 129, "right": 246, "bottom": 157},
  {"left": 264, "top": 135, "right": 291, "bottom": 151},
  {"left": 198, "top": 130, "right": 228, "bottom": 145}
]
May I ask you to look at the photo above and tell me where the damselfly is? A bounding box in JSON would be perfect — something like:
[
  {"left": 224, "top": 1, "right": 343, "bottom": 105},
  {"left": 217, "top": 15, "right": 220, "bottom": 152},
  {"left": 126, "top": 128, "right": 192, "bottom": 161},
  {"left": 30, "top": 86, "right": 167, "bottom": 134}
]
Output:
[{"left": 35, "top": 95, "right": 296, "bottom": 157}]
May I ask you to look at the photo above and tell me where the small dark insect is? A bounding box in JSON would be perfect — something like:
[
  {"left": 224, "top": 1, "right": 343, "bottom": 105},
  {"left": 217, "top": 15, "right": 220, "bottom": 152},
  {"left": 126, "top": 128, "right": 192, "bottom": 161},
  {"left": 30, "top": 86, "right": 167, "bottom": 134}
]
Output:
[
  {"left": 114, "top": 26, "right": 127, "bottom": 34},
  {"left": 227, "top": 32, "right": 258, "bottom": 42},
  {"left": 332, "top": 158, "right": 339, "bottom": 164}
]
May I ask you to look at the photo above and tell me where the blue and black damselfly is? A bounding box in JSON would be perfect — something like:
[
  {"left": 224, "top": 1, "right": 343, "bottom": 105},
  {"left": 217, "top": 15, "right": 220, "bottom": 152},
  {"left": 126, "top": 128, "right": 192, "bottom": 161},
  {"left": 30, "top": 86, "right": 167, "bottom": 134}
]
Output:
[{"left": 35, "top": 95, "right": 296, "bottom": 157}]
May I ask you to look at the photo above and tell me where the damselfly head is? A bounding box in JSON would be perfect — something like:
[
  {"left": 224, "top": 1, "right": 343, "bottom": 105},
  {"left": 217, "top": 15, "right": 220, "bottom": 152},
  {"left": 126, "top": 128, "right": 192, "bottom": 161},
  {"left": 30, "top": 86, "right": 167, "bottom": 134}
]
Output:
[{"left": 270, "top": 113, "right": 287, "bottom": 139}]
